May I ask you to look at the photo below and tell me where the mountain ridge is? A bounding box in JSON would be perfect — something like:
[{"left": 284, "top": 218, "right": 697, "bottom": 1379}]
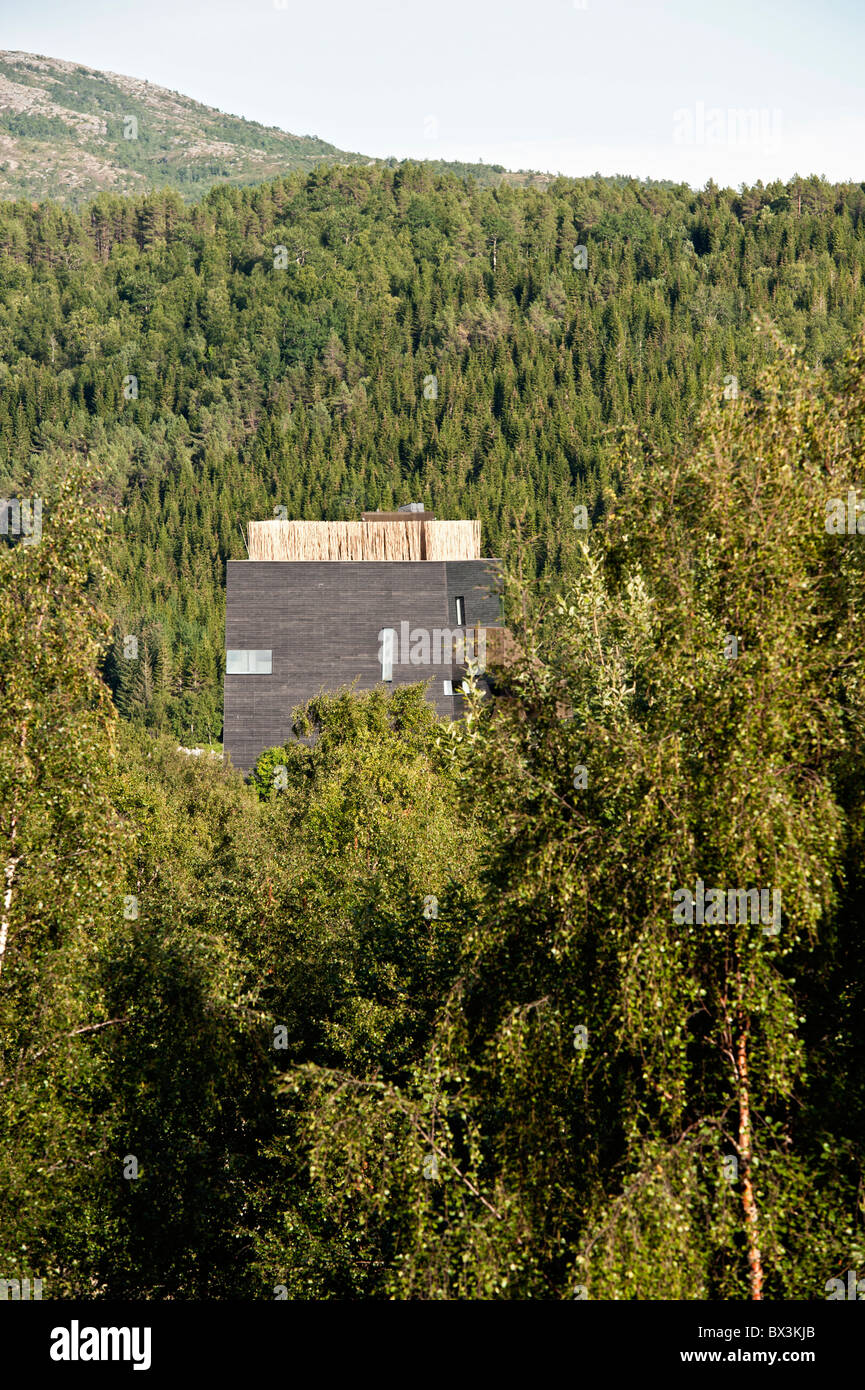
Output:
[{"left": 0, "top": 50, "right": 545, "bottom": 204}]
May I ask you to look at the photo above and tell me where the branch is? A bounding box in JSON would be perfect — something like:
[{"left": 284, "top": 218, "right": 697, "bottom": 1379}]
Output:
[
  {"left": 295, "top": 1064, "right": 504, "bottom": 1220},
  {"left": 1, "top": 1017, "right": 128, "bottom": 1090}
]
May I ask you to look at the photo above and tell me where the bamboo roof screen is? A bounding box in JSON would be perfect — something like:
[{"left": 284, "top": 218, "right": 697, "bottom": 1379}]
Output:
[{"left": 246, "top": 518, "right": 481, "bottom": 562}]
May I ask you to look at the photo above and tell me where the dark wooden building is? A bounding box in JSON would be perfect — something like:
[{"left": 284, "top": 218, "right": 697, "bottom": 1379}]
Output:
[{"left": 223, "top": 508, "right": 502, "bottom": 772}]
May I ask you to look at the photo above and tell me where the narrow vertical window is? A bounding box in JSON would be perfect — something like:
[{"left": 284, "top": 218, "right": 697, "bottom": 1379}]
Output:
[
  {"left": 455, "top": 595, "right": 465, "bottom": 626},
  {"left": 379, "top": 628, "right": 396, "bottom": 682}
]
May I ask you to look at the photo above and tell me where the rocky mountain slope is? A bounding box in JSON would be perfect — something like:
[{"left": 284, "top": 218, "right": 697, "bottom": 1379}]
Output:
[{"left": 0, "top": 50, "right": 531, "bottom": 205}]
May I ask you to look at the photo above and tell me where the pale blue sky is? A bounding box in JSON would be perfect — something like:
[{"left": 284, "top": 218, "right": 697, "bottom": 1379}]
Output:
[{"left": 1, "top": 0, "right": 862, "bottom": 185}]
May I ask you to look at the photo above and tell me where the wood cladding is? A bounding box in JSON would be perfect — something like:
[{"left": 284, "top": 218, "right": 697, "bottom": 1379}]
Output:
[{"left": 247, "top": 518, "right": 481, "bottom": 563}]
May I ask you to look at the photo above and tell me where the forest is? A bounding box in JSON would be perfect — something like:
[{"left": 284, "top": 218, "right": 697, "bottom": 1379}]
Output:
[
  {"left": 1, "top": 165, "right": 864, "bottom": 1299},
  {"left": 0, "top": 165, "right": 863, "bottom": 738}
]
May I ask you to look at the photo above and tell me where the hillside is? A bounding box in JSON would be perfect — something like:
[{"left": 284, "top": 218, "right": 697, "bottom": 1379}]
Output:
[
  {"left": 0, "top": 50, "right": 533, "bottom": 205},
  {"left": 0, "top": 50, "right": 374, "bottom": 203},
  {"left": 0, "top": 163, "right": 862, "bottom": 743}
]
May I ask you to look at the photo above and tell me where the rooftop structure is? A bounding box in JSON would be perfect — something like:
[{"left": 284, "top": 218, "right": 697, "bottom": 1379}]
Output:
[{"left": 246, "top": 516, "right": 480, "bottom": 562}]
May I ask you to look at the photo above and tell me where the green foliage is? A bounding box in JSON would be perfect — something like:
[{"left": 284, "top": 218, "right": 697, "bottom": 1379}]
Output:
[
  {"left": 0, "top": 111, "right": 72, "bottom": 142},
  {"left": 0, "top": 484, "right": 273, "bottom": 1295},
  {"left": 250, "top": 743, "right": 292, "bottom": 801},
  {"left": 0, "top": 471, "right": 128, "bottom": 1292},
  {"left": 238, "top": 686, "right": 492, "bottom": 1295},
  {"left": 281, "top": 341, "right": 865, "bottom": 1298}
]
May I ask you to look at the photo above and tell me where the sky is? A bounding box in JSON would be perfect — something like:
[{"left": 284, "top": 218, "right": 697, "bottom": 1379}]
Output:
[{"left": 1, "top": 0, "right": 863, "bottom": 187}]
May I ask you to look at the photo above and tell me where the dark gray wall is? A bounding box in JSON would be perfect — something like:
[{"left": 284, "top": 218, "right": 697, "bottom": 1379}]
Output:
[
  {"left": 224, "top": 558, "right": 501, "bottom": 772},
  {"left": 445, "top": 559, "right": 504, "bottom": 628}
]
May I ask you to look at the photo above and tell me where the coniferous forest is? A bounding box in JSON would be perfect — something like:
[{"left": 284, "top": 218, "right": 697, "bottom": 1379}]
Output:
[{"left": 1, "top": 163, "right": 865, "bottom": 1302}]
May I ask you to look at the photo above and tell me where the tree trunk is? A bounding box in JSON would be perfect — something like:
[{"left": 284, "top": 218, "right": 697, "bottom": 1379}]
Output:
[
  {"left": 0, "top": 851, "right": 20, "bottom": 980},
  {"left": 737, "top": 1027, "right": 764, "bottom": 1299}
]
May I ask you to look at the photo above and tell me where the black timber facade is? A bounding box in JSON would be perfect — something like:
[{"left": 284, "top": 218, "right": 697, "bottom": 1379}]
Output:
[{"left": 224, "top": 557, "right": 502, "bottom": 772}]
